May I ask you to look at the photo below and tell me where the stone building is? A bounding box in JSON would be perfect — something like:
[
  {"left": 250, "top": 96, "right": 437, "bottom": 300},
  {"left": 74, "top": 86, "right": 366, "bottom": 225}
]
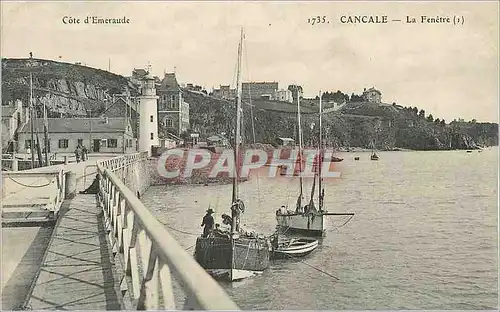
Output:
[
  {"left": 274, "top": 89, "right": 293, "bottom": 103},
  {"left": 362, "top": 87, "right": 382, "bottom": 103},
  {"left": 17, "top": 117, "right": 136, "bottom": 154},
  {"left": 242, "top": 82, "right": 278, "bottom": 100},
  {"left": 157, "top": 73, "right": 190, "bottom": 137},
  {"left": 212, "top": 85, "right": 236, "bottom": 100},
  {"left": 213, "top": 82, "right": 292, "bottom": 103}
]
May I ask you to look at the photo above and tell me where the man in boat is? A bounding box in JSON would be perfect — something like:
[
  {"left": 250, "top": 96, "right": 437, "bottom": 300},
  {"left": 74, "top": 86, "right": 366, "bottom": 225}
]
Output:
[{"left": 201, "top": 208, "right": 215, "bottom": 238}]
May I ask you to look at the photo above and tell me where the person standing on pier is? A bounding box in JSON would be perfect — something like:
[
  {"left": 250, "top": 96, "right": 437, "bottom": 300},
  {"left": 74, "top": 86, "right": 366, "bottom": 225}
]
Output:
[
  {"left": 74, "top": 145, "right": 82, "bottom": 163},
  {"left": 81, "top": 144, "right": 88, "bottom": 161},
  {"left": 201, "top": 208, "right": 215, "bottom": 238}
]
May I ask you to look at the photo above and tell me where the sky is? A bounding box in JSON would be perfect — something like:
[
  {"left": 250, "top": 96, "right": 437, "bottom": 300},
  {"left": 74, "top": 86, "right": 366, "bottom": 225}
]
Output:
[{"left": 1, "top": 1, "right": 498, "bottom": 122}]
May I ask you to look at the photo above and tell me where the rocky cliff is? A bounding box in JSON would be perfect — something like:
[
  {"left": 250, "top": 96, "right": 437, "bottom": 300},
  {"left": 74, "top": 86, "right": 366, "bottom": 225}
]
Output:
[{"left": 1, "top": 58, "right": 137, "bottom": 117}]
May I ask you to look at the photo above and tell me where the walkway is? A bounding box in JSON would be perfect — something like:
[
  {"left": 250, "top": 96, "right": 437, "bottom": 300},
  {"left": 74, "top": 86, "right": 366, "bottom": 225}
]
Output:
[
  {"left": 1, "top": 156, "right": 120, "bottom": 310},
  {"left": 27, "top": 194, "right": 122, "bottom": 310}
]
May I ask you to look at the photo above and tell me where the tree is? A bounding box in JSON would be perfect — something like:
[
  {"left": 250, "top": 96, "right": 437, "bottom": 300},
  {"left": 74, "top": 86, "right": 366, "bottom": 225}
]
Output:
[
  {"left": 419, "top": 109, "right": 425, "bottom": 118},
  {"left": 180, "top": 130, "right": 191, "bottom": 143},
  {"left": 427, "top": 114, "right": 434, "bottom": 122},
  {"left": 434, "top": 118, "right": 441, "bottom": 124},
  {"left": 413, "top": 107, "right": 418, "bottom": 114},
  {"left": 350, "top": 93, "right": 363, "bottom": 102},
  {"left": 288, "top": 85, "right": 303, "bottom": 102},
  {"left": 440, "top": 119, "right": 446, "bottom": 126}
]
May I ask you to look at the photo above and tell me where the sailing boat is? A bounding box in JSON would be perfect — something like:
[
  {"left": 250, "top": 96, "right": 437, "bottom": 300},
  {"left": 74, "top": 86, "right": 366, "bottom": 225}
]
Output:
[
  {"left": 331, "top": 138, "right": 343, "bottom": 162},
  {"left": 370, "top": 140, "right": 379, "bottom": 160},
  {"left": 194, "top": 28, "right": 270, "bottom": 282},
  {"left": 276, "top": 91, "right": 354, "bottom": 237}
]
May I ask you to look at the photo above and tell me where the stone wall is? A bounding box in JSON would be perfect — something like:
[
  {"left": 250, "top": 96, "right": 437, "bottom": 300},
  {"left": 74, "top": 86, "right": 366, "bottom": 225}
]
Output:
[{"left": 101, "top": 154, "right": 151, "bottom": 197}]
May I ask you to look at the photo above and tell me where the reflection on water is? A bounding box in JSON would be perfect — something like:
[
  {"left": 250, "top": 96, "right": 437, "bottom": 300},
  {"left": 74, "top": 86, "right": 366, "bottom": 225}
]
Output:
[{"left": 141, "top": 148, "right": 498, "bottom": 310}]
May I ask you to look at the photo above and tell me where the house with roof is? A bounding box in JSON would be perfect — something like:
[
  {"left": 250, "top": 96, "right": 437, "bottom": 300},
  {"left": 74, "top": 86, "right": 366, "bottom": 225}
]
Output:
[
  {"left": 1, "top": 100, "right": 27, "bottom": 152},
  {"left": 157, "top": 72, "right": 190, "bottom": 137},
  {"left": 207, "top": 134, "right": 231, "bottom": 148},
  {"left": 212, "top": 85, "right": 237, "bottom": 100},
  {"left": 362, "top": 87, "right": 382, "bottom": 103},
  {"left": 17, "top": 117, "right": 136, "bottom": 154},
  {"left": 99, "top": 93, "right": 139, "bottom": 139},
  {"left": 275, "top": 137, "right": 295, "bottom": 147}
]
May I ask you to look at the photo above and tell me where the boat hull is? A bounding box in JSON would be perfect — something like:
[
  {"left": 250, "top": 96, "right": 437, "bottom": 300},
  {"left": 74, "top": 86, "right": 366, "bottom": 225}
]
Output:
[
  {"left": 194, "top": 236, "right": 270, "bottom": 281},
  {"left": 271, "top": 239, "right": 319, "bottom": 260},
  {"left": 276, "top": 213, "right": 326, "bottom": 237}
]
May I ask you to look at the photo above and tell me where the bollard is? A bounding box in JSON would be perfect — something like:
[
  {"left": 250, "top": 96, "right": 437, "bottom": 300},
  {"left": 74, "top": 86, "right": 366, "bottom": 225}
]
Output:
[
  {"left": 12, "top": 159, "right": 18, "bottom": 171},
  {"left": 64, "top": 156, "right": 69, "bottom": 165},
  {"left": 65, "top": 171, "right": 77, "bottom": 199}
]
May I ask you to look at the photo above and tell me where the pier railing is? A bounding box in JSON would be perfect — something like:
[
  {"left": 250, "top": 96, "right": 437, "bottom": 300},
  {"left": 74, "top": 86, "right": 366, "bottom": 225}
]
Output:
[{"left": 97, "top": 152, "right": 239, "bottom": 310}]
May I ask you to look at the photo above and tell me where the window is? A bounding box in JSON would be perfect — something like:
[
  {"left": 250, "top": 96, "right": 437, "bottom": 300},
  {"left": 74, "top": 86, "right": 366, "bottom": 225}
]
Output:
[
  {"left": 150, "top": 115, "right": 154, "bottom": 122},
  {"left": 58, "top": 139, "right": 68, "bottom": 148},
  {"left": 128, "top": 139, "right": 132, "bottom": 147},
  {"left": 25, "top": 139, "right": 31, "bottom": 149},
  {"left": 107, "top": 139, "right": 118, "bottom": 148},
  {"left": 164, "top": 117, "right": 173, "bottom": 128},
  {"left": 150, "top": 133, "right": 154, "bottom": 140},
  {"left": 170, "top": 95, "right": 176, "bottom": 108}
]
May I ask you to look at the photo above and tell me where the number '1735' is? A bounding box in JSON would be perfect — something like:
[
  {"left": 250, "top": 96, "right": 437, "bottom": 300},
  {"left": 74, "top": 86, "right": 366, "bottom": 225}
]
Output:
[{"left": 308, "top": 16, "right": 329, "bottom": 25}]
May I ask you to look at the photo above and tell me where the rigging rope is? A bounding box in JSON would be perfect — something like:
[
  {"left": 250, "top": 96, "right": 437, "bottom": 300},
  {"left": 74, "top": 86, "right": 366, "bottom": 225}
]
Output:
[
  {"left": 331, "top": 214, "right": 355, "bottom": 230},
  {"left": 161, "top": 223, "right": 200, "bottom": 236},
  {"left": 8, "top": 176, "right": 52, "bottom": 188},
  {"left": 283, "top": 252, "right": 339, "bottom": 281},
  {"left": 243, "top": 36, "right": 263, "bottom": 219}
]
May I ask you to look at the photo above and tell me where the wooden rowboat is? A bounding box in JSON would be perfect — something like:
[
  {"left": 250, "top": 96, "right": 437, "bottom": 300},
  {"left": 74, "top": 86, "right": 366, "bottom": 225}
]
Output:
[{"left": 270, "top": 236, "right": 319, "bottom": 260}]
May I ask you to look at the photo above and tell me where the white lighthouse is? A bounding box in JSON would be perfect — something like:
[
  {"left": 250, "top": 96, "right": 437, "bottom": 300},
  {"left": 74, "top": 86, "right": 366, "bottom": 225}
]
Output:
[{"left": 138, "top": 72, "right": 159, "bottom": 156}]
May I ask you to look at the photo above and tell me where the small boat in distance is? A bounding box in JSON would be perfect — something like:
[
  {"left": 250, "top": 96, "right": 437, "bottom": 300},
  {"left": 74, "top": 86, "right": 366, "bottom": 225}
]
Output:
[
  {"left": 331, "top": 139, "right": 343, "bottom": 162},
  {"left": 370, "top": 140, "right": 379, "bottom": 160},
  {"left": 331, "top": 156, "right": 343, "bottom": 162},
  {"left": 270, "top": 234, "right": 319, "bottom": 260}
]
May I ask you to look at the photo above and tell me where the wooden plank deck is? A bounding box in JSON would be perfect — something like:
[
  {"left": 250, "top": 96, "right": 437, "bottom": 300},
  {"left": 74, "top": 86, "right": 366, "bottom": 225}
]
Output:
[{"left": 27, "top": 194, "right": 124, "bottom": 310}]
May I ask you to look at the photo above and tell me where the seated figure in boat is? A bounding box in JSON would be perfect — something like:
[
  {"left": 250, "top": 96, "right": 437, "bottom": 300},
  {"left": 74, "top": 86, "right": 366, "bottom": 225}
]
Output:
[
  {"left": 212, "top": 223, "right": 231, "bottom": 238},
  {"left": 276, "top": 205, "right": 288, "bottom": 216}
]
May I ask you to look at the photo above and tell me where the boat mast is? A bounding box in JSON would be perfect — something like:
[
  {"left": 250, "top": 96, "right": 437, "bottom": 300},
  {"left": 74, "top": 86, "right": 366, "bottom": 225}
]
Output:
[
  {"left": 297, "top": 89, "right": 304, "bottom": 202},
  {"left": 231, "top": 27, "right": 244, "bottom": 234},
  {"left": 29, "top": 73, "right": 35, "bottom": 169},
  {"left": 318, "top": 90, "right": 323, "bottom": 211},
  {"left": 43, "top": 91, "right": 49, "bottom": 166}
]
